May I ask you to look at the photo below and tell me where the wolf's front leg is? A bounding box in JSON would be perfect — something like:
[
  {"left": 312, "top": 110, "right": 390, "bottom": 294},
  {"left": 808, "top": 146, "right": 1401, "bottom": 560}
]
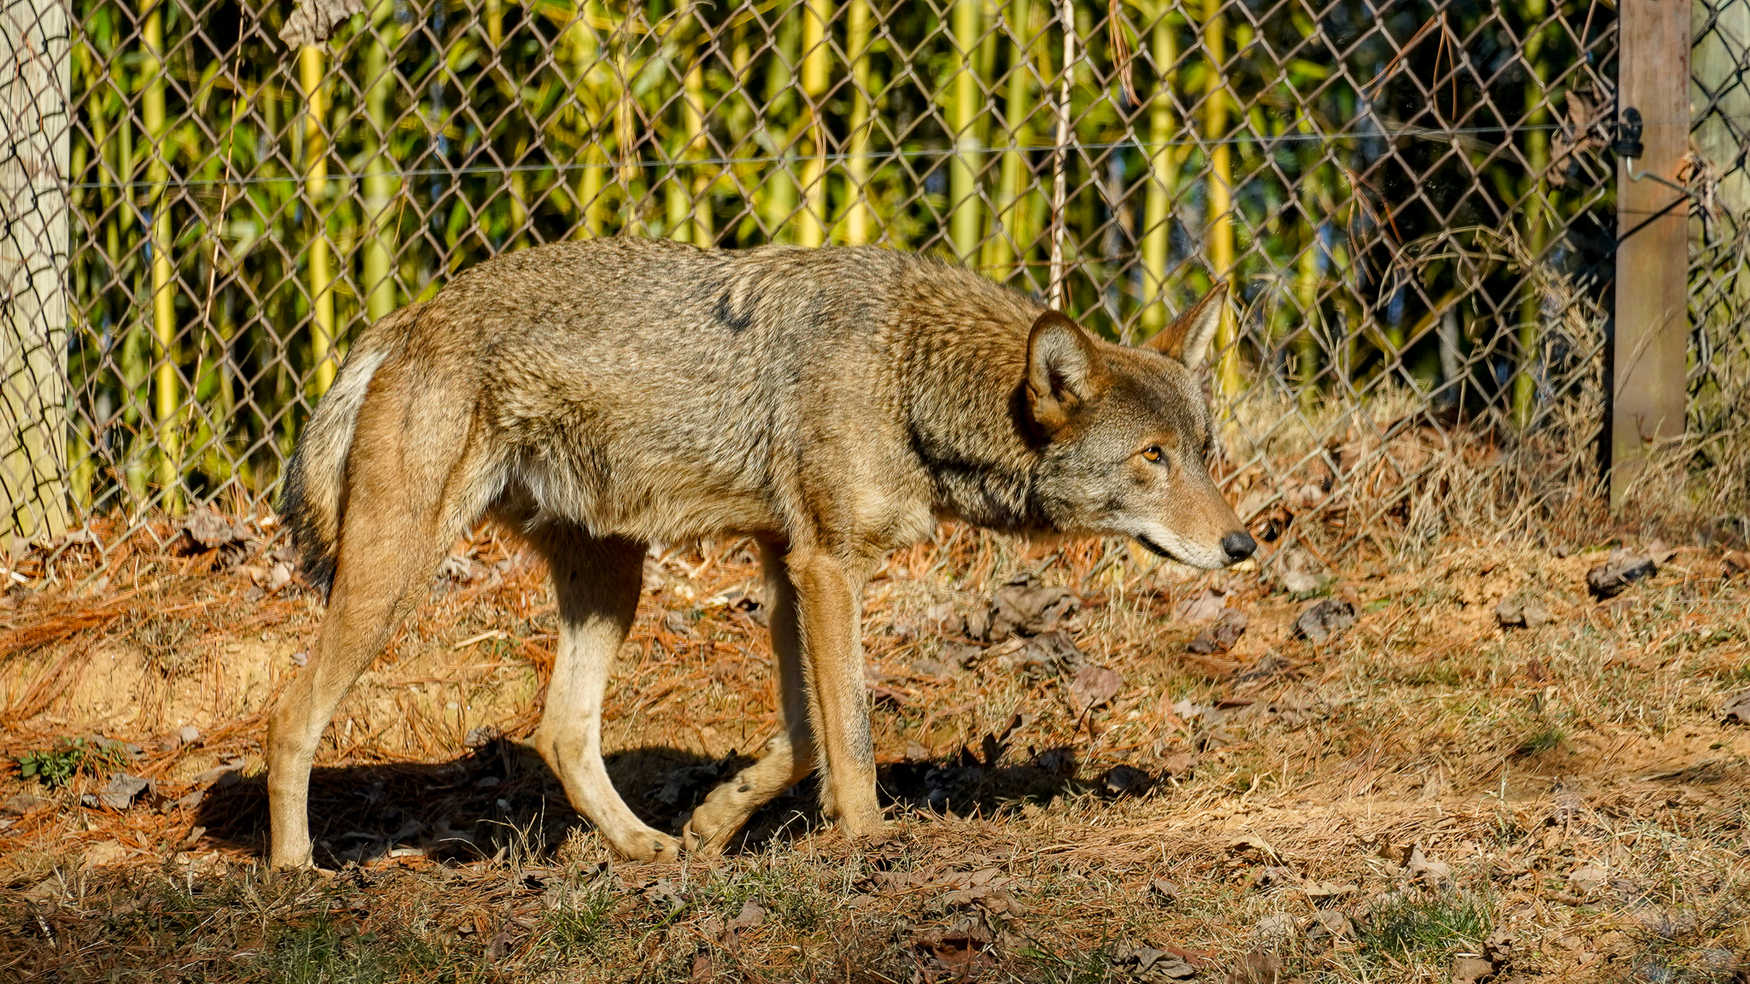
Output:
[
  {"left": 683, "top": 544, "right": 817, "bottom": 854},
  {"left": 785, "top": 548, "right": 883, "bottom": 840}
]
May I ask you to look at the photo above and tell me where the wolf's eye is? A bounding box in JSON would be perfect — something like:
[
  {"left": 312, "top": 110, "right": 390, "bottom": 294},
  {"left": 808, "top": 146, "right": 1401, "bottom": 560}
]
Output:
[{"left": 1141, "top": 445, "right": 1165, "bottom": 463}]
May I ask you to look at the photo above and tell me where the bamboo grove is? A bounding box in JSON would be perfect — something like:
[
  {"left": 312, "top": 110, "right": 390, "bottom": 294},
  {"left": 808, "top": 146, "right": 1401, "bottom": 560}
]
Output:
[{"left": 62, "top": 0, "right": 1617, "bottom": 514}]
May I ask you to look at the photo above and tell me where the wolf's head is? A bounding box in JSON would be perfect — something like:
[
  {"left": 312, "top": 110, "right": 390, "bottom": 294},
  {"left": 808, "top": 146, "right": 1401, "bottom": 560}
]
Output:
[{"left": 1023, "top": 284, "right": 1255, "bottom": 570}]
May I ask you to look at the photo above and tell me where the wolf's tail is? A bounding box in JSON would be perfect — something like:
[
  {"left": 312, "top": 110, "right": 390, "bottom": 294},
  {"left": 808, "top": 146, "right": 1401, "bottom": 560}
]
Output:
[{"left": 276, "top": 320, "right": 400, "bottom": 598}]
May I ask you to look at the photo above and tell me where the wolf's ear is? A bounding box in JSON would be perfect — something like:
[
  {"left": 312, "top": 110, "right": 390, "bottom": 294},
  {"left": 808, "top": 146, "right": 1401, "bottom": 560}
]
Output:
[
  {"left": 1143, "top": 281, "right": 1227, "bottom": 369},
  {"left": 1026, "top": 311, "right": 1105, "bottom": 433}
]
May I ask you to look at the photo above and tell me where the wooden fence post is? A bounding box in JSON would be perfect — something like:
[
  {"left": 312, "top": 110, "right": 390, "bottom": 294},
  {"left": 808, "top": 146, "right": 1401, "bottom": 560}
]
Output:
[
  {"left": 1610, "top": 0, "right": 1692, "bottom": 511},
  {"left": 1, "top": 0, "right": 73, "bottom": 551}
]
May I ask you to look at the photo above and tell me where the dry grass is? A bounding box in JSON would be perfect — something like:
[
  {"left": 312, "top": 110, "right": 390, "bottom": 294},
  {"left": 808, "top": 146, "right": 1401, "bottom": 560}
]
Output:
[{"left": 3, "top": 509, "right": 1749, "bottom": 982}]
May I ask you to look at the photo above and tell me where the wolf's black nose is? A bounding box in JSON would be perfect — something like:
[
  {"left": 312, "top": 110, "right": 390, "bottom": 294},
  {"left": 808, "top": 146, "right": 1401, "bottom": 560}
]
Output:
[{"left": 1221, "top": 530, "right": 1256, "bottom": 563}]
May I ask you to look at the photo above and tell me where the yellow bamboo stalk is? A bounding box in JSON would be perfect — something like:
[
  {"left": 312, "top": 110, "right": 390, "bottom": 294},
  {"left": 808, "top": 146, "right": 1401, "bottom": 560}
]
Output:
[
  {"left": 143, "top": 4, "right": 181, "bottom": 505},
  {"left": 1201, "top": 0, "right": 1239, "bottom": 397},
  {"left": 568, "top": 5, "right": 607, "bottom": 238},
  {"left": 614, "top": 15, "right": 637, "bottom": 233},
  {"left": 1138, "top": 1, "right": 1178, "bottom": 336},
  {"left": 684, "top": 60, "right": 714, "bottom": 245},
  {"left": 759, "top": 10, "right": 801, "bottom": 241},
  {"left": 984, "top": 0, "right": 1033, "bottom": 275},
  {"left": 949, "top": 0, "right": 984, "bottom": 259},
  {"left": 798, "top": 0, "right": 832, "bottom": 247},
  {"left": 362, "top": 0, "right": 397, "bottom": 321},
  {"left": 1513, "top": 0, "right": 1549, "bottom": 429},
  {"left": 486, "top": 0, "right": 504, "bottom": 49},
  {"left": 844, "top": 0, "right": 874, "bottom": 244},
  {"left": 299, "top": 45, "right": 335, "bottom": 397}
]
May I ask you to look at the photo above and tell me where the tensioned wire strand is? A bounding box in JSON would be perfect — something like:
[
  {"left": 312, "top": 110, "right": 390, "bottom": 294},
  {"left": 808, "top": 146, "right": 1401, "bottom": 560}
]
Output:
[{"left": 53, "top": 113, "right": 1748, "bottom": 192}]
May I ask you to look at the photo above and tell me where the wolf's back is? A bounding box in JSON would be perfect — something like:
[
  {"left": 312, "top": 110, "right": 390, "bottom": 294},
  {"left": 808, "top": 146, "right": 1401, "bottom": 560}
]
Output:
[{"left": 276, "top": 310, "right": 411, "bottom": 596}]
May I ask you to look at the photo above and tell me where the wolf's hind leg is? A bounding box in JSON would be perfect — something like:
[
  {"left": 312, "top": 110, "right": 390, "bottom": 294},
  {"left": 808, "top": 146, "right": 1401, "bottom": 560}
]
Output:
[
  {"left": 682, "top": 543, "right": 818, "bottom": 854},
  {"left": 267, "top": 386, "right": 476, "bottom": 869},
  {"left": 530, "top": 528, "right": 680, "bottom": 862}
]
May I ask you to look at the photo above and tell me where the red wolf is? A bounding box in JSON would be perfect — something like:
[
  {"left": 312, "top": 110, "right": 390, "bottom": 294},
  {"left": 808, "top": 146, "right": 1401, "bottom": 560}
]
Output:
[{"left": 272, "top": 237, "right": 1253, "bottom": 867}]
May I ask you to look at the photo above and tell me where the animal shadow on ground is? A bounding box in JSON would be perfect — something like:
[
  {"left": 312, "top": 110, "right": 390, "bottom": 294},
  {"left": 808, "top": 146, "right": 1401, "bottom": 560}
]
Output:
[{"left": 194, "top": 738, "right": 1097, "bottom": 864}]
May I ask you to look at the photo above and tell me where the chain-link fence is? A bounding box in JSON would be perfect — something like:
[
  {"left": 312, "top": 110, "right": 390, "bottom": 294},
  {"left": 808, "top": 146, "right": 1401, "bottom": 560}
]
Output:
[{"left": 3, "top": 0, "right": 1746, "bottom": 570}]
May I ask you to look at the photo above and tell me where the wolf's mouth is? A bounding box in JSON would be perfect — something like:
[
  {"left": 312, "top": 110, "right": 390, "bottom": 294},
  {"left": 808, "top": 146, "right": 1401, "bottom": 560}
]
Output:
[{"left": 1134, "top": 535, "right": 1174, "bottom": 560}]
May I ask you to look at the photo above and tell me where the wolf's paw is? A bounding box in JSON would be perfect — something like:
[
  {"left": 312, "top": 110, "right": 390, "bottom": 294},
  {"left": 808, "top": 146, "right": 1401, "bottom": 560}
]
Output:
[
  {"left": 838, "top": 816, "right": 893, "bottom": 848},
  {"left": 681, "top": 776, "right": 758, "bottom": 855},
  {"left": 617, "top": 830, "right": 682, "bottom": 863},
  {"left": 679, "top": 820, "right": 719, "bottom": 856}
]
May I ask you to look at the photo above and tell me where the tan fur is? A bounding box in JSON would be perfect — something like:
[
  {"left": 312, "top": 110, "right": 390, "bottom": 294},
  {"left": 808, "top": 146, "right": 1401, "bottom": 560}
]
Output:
[{"left": 270, "top": 237, "right": 1253, "bottom": 867}]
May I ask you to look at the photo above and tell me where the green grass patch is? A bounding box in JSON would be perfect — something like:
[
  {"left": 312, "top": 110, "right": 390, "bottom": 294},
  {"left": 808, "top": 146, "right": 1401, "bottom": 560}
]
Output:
[
  {"left": 1357, "top": 889, "right": 1493, "bottom": 965},
  {"left": 15, "top": 736, "right": 131, "bottom": 788}
]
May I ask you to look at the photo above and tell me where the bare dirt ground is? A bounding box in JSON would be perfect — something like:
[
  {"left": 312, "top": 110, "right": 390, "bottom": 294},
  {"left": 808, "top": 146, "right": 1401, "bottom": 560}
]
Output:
[{"left": 3, "top": 513, "right": 1747, "bottom": 983}]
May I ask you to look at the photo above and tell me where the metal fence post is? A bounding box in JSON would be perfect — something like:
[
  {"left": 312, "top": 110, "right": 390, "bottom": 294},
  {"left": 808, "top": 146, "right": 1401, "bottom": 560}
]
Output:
[
  {"left": 1, "top": 0, "right": 73, "bottom": 551},
  {"left": 1610, "top": 0, "right": 1692, "bottom": 511}
]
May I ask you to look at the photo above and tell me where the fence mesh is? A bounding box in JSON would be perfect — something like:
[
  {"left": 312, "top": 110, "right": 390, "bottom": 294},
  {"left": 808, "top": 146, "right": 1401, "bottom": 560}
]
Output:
[{"left": 2, "top": 0, "right": 1745, "bottom": 572}]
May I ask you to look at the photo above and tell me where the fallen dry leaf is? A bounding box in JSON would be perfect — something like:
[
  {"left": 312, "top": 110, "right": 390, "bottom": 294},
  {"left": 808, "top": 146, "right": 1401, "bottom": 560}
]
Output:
[
  {"left": 1407, "top": 845, "right": 1453, "bottom": 886},
  {"left": 1294, "top": 598, "right": 1356, "bottom": 644},
  {"left": 1723, "top": 550, "right": 1750, "bottom": 577},
  {"left": 1069, "top": 663, "right": 1123, "bottom": 713},
  {"left": 1722, "top": 690, "right": 1750, "bottom": 726},
  {"left": 1113, "top": 944, "right": 1197, "bottom": 980},
  {"left": 1096, "top": 764, "right": 1151, "bottom": 798},
  {"left": 1174, "top": 588, "right": 1228, "bottom": 623},
  {"left": 1451, "top": 954, "right": 1495, "bottom": 984},
  {"left": 1226, "top": 948, "right": 1283, "bottom": 984},
  {"left": 1494, "top": 593, "right": 1552, "bottom": 629},
  {"left": 1188, "top": 609, "right": 1248, "bottom": 654},
  {"left": 85, "top": 774, "right": 151, "bottom": 812},
  {"left": 963, "top": 575, "right": 1080, "bottom": 642},
  {"left": 180, "top": 508, "right": 246, "bottom": 551},
  {"left": 1567, "top": 862, "right": 1609, "bottom": 896},
  {"left": 1586, "top": 550, "right": 1657, "bottom": 599}
]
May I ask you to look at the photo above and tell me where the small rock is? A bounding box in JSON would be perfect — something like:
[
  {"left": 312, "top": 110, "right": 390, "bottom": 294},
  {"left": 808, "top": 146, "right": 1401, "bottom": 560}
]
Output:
[
  {"left": 1188, "top": 610, "right": 1248, "bottom": 654},
  {"left": 1586, "top": 550, "right": 1657, "bottom": 599},
  {"left": 1149, "top": 877, "right": 1180, "bottom": 902},
  {"left": 1294, "top": 598, "right": 1356, "bottom": 644},
  {"left": 177, "top": 725, "right": 201, "bottom": 745},
  {"left": 1494, "top": 593, "right": 1553, "bottom": 629},
  {"left": 1451, "top": 954, "right": 1495, "bottom": 984}
]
